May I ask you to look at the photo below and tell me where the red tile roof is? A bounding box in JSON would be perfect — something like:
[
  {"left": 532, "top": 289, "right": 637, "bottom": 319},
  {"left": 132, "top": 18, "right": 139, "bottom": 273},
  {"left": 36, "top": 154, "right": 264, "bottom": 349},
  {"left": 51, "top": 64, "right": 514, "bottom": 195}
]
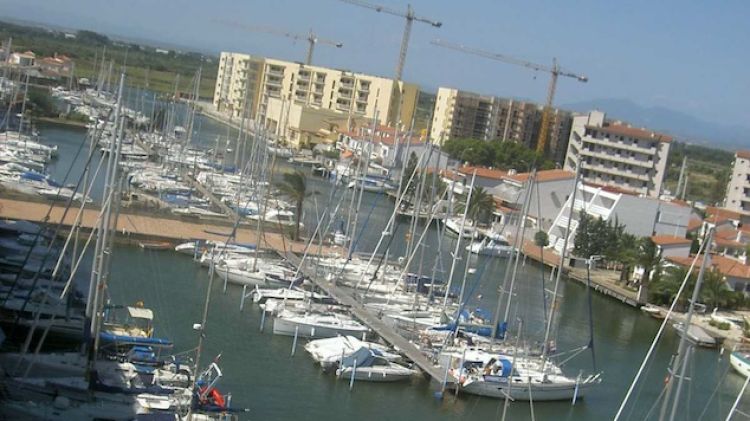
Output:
[
  {"left": 687, "top": 217, "right": 703, "bottom": 232},
  {"left": 592, "top": 123, "right": 673, "bottom": 143},
  {"left": 504, "top": 169, "right": 575, "bottom": 184},
  {"left": 736, "top": 151, "right": 750, "bottom": 160},
  {"left": 457, "top": 166, "right": 508, "bottom": 181},
  {"left": 651, "top": 235, "right": 692, "bottom": 246},
  {"left": 705, "top": 207, "right": 743, "bottom": 224},
  {"left": 666, "top": 254, "right": 750, "bottom": 280}
]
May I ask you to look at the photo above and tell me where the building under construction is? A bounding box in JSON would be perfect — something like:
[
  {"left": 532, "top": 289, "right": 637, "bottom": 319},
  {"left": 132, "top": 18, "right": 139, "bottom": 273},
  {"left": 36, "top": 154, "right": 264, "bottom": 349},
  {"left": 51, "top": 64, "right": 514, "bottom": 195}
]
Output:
[{"left": 430, "top": 87, "right": 573, "bottom": 163}]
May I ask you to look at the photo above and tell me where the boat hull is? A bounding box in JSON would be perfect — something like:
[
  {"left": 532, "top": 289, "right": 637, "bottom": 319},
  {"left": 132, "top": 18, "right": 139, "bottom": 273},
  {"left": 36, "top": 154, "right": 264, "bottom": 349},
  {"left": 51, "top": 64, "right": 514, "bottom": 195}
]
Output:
[
  {"left": 460, "top": 376, "right": 599, "bottom": 401},
  {"left": 730, "top": 352, "right": 750, "bottom": 378},
  {"left": 272, "top": 317, "right": 368, "bottom": 339}
]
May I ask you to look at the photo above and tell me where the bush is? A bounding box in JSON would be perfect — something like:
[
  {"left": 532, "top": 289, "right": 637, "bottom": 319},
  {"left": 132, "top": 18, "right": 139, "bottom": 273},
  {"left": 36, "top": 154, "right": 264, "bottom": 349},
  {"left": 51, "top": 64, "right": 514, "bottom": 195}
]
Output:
[{"left": 708, "top": 319, "right": 731, "bottom": 330}]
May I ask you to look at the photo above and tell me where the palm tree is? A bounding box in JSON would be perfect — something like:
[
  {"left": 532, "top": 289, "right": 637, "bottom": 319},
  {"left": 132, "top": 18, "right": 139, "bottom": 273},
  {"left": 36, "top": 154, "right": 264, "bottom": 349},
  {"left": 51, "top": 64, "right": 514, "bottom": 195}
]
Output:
[
  {"left": 636, "top": 237, "right": 661, "bottom": 296},
  {"left": 276, "top": 170, "right": 308, "bottom": 241},
  {"left": 456, "top": 186, "right": 495, "bottom": 225},
  {"left": 700, "top": 269, "right": 733, "bottom": 310}
]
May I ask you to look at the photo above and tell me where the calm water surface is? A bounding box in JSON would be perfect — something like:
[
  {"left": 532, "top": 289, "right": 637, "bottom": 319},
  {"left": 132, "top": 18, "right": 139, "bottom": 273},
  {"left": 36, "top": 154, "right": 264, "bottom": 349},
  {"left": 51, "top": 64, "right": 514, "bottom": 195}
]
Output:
[{"left": 34, "top": 110, "right": 750, "bottom": 420}]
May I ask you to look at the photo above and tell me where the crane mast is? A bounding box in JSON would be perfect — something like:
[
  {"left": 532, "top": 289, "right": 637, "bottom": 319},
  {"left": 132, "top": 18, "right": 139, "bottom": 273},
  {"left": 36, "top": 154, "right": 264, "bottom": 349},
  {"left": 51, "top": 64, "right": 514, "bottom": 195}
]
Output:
[
  {"left": 339, "top": 0, "right": 441, "bottom": 81},
  {"left": 218, "top": 20, "right": 343, "bottom": 65},
  {"left": 430, "top": 39, "right": 587, "bottom": 155}
]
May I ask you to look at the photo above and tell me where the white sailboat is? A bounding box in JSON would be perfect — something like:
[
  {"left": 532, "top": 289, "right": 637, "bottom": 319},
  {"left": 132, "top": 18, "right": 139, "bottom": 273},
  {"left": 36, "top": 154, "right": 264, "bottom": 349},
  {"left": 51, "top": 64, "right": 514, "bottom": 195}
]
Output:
[{"left": 272, "top": 311, "right": 369, "bottom": 338}]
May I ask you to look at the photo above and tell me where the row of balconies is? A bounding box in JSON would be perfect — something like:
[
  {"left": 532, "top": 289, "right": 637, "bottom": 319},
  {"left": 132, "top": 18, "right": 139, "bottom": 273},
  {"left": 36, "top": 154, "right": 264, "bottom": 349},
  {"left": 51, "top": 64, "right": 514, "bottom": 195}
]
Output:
[
  {"left": 578, "top": 133, "right": 658, "bottom": 156},
  {"left": 579, "top": 147, "right": 654, "bottom": 169}
]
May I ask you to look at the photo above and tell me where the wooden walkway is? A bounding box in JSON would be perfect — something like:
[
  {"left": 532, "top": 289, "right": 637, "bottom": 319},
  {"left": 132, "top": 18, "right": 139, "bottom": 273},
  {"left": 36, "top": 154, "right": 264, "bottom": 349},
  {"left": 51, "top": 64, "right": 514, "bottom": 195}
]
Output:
[
  {"left": 521, "top": 240, "right": 641, "bottom": 307},
  {"left": 0, "top": 198, "right": 328, "bottom": 255},
  {"left": 179, "top": 169, "right": 239, "bottom": 219},
  {"left": 284, "top": 252, "right": 452, "bottom": 385}
]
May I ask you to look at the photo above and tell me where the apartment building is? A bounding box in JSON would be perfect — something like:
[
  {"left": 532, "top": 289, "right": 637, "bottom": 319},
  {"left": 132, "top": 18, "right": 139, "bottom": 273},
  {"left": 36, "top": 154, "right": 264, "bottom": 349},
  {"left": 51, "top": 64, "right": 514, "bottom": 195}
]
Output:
[
  {"left": 724, "top": 151, "right": 750, "bottom": 213},
  {"left": 563, "top": 110, "right": 672, "bottom": 198},
  {"left": 213, "top": 52, "right": 265, "bottom": 119},
  {"left": 213, "top": 52, "right": 419, "bottom": 147},
  {"left": 429, "top": 87, "right": 573, "bottom": 161}
]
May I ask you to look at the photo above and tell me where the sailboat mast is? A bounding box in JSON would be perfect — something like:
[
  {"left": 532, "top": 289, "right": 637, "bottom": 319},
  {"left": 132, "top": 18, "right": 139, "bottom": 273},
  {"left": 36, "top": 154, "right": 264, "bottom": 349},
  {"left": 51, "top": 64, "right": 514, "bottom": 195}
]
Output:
[
  {"left": 442, "top": 170, "right": 476, "bottom": 308},
  {"left": 541, "top": 163, "right": 583, "bottom": 361},
  {"left": 659, "top": 228, "right": 715, "bottom": 421}
]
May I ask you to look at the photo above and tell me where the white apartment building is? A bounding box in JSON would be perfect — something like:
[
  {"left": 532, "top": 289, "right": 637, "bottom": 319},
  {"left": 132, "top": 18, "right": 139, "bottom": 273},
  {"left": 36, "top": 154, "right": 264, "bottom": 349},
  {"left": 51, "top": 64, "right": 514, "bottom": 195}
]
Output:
[
  {"left": 546, "top": 181, "right": 691, "bottom": 254},
  {"left": 213, "top": 52, "right": 265, "bottom": 118},
  {"left": 724, "top": 150, "right": 750, "bottom": 213},
  {"left": 564, "top": 111, "right": 672, "bottom": 198},
  {"left": 213, "top": 52, "right": 419, "bottom": 148}
]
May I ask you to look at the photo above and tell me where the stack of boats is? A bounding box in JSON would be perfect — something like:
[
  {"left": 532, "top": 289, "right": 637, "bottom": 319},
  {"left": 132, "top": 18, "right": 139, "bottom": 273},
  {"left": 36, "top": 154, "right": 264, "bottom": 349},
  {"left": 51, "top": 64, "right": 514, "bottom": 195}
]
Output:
[
  {"left": 0, "top": 218, "right": 243, "bottom": 419},
  {"left": 0, "top": 131, "right": 91, "bottom": 203}
]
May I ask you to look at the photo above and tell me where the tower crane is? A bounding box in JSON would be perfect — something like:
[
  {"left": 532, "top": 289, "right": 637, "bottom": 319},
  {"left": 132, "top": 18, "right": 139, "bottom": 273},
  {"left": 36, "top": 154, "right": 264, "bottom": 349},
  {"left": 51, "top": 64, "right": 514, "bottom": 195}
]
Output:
[
  {"left": 220, "top": 20, "right": 343, "bottom": 65},
  {"left": 339, "top": 0, "right": 441, "bottom": 81},
  {"left": 431, "top": 39, "right": 587, "bottom": 155}
]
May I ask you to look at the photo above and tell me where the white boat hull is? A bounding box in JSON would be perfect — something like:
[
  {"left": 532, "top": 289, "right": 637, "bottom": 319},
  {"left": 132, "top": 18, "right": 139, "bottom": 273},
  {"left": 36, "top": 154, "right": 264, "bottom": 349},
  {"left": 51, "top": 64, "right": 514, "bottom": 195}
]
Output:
[
  {"left": 730, "top": 352, "right": 750, "bottom": 378},
  {"left": 337, "top": 365, "right": 416, "bottom": 382},
  {"left": 272, "top": 316, "right": 368, "bottom": 339},
  {"left": 460, "top": 374, "right": 600, "bottom": 401}
]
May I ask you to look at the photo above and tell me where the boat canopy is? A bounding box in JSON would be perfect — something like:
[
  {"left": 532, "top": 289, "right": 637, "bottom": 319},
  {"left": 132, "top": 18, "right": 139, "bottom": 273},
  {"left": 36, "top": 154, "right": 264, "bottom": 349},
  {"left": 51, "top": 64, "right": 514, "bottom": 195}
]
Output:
[
  {"left": 127, "top": 306, "right": 154, "bottom": 320},
  {"left": 341, "top": 347, "right": 378, "bottom": 368}
]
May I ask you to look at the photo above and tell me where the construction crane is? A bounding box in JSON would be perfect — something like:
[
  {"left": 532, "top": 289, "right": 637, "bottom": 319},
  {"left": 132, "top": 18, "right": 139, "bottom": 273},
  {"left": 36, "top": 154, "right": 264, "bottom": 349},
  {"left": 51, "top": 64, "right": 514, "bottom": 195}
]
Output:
[
  {"left": 431, "top": 39, "right": 588, "bottom": 155},
  {"left": 339, "top": 0, "right": 441, "bottom": 81},
  {"left": 220, "top": 20, "right": 343, "bottom": 65}
]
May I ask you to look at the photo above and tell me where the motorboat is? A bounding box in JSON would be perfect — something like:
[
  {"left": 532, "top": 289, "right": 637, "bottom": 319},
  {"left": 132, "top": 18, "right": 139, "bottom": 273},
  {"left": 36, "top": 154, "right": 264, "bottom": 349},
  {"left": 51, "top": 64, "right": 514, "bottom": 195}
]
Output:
[
  {"left": 467, "top": 234, "right": 514, "bottom": 257},
  {"left": 444, "top": 217, "right": 478, "bottom": 239},
  {"left": 335, "top": 347, "right": 416, "bottom": 382},
  {"left": 304, "top": 335, "right": 400, "bottom": 370},
  {"left": 672, "top": 322, "right": 717, "bottom": 348},
  {"left": 730, "top": 349, "right": 750, "bottom": 378}
]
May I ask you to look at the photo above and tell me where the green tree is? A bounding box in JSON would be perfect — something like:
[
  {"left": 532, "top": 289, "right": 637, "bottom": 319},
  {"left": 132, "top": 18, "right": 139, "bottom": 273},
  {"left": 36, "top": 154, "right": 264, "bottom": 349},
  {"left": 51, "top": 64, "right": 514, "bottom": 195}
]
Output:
[
  {"left": 400, "top": 151, "right": 420, "bottom": 196},
  {"left": 534, "top": 230, "right": 549, "bottom": 248},
  {"left": 700, "top": 269, "right": 734, "bottom": 310},
  {"left": 573, "top": 211, "right": 593, "bottom": 258},
  {"left": 276, "top": 170, "right": 308, "bottom": 241},
  {"left": 636, "top": 237, "right": 661, "bottom": 296},
  {"left": 456, "top": 186, "right": 495, "bottom": 225}
]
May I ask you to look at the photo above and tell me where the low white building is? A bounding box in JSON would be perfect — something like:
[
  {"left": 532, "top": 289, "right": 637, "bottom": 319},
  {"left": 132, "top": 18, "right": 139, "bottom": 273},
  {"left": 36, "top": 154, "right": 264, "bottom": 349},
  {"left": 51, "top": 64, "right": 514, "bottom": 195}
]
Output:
[
  {"left": 547, "top": 181, "right": 692, "bottom": 253},
  {"left": 490, "top": 169, "right": 576, "bottom": 231},
  {"left": 651, "top": 235, "right": 692, "bottom": 259}
]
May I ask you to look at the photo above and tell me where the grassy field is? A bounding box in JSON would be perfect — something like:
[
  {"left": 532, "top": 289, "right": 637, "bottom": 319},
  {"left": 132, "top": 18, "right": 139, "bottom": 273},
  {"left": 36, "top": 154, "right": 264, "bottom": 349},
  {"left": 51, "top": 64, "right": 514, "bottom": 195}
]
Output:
[
  {"left": 662, "top": 141, "right": 733, "bottom": 205},
  {"left": 0, "top": 21, "right": 217, "bottom": 99}
]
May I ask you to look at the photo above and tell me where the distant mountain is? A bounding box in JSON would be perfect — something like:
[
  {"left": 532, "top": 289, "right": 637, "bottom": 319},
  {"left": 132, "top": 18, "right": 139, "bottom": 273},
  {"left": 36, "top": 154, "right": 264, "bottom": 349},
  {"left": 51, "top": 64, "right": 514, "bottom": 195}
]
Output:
[{"left": 561, "top": 98, "right": 747, "bottom": 150}]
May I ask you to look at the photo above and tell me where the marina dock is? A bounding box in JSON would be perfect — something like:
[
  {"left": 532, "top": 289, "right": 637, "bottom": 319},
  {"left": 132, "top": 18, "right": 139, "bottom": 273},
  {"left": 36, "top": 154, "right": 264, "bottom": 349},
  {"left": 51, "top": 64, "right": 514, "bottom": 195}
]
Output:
[
  {"left": 520, "top": 241, "right": 641, "bottom": 307},
  {"left": 283, "top": 252, "right": 453, "bottom": 386},
  {"left": 0, "top": 197, "right": 330, "bottom": 255}
]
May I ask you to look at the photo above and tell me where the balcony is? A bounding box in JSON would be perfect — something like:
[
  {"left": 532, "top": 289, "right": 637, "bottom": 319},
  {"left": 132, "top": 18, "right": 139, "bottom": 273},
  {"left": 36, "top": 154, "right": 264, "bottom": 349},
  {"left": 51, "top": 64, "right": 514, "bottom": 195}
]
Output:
[
  {"left": 358, "top": 81, "right": 370, "bottom": 92},
  {"left": 579, "top": 147, "right": 654, "bottom": 169},
  {"left": 581, "top": 135, "right": 657, "bottom": 156},
  {"left": 589, "top": 164, "right": 651, "bottom": 182}
]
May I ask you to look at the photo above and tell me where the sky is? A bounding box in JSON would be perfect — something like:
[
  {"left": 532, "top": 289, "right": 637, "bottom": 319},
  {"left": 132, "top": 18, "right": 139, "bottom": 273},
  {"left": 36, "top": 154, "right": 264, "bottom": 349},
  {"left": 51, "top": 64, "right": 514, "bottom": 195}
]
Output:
[{"left": 2, "top": 0, "right": 749, "bottom": 127}]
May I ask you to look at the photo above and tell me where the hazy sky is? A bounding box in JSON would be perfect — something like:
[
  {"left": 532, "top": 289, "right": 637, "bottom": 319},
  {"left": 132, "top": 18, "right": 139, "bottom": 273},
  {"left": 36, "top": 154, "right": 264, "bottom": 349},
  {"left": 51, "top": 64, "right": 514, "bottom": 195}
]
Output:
[{"left": 2, "top": 0, "right": 749, "bottom": 126}]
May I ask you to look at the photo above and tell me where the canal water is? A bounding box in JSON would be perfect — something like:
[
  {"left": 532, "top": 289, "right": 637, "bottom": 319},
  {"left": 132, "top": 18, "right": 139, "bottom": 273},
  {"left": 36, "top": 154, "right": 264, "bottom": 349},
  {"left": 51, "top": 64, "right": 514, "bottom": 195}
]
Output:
[{"left": 32, "top": 109, "right": 749, "bottom": 420}]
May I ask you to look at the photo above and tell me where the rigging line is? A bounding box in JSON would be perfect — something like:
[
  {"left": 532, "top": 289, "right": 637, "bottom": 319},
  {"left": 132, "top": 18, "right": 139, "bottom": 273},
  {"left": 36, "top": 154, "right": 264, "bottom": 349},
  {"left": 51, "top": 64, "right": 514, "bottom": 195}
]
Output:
[
  {"left": 7, "top": 126, "right": 109, "bottom": 345},
  {"left": 696, "top": 360, "right": 731, "bottom": 420},
  {"left": 350, "top": 143, "right": 431, "bottom": 291},
  {"left": 613, "top": 237, "right": 708, "bottom": 420},
  {"left": 2, "top": 113, "right": 109, "bottom": 307}
]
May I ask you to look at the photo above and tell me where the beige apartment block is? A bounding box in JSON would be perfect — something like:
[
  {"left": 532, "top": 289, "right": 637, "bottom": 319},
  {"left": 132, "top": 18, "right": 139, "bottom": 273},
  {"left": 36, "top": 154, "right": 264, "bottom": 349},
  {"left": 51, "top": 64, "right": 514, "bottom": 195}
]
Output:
[
  {"left": 213, "top": 52, "right": 419, "bottom": 147},
  {"left": 725, "top": 151, "right": 750, "bottom": 213},
  {"left": 212, "top": 52, "right": 264, "bottom": 119},
  {"left": 257, "top": 58, "right": 418, "bottom": 127},
  {"left": 563, "top": 110, "right": 672, "bottom": 197},
  {"left": 429, "top": 87, "right": 572, "bottom": 161}
]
